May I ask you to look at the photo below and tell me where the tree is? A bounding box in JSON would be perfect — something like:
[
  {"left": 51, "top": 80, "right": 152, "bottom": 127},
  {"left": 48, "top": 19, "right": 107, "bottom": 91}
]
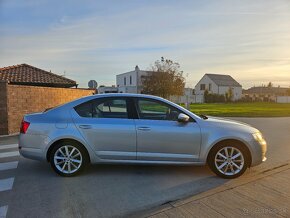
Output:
[
  {"left": 267, "top": 82, "right": 273, "bottom": 87},
  {"left": 142, "top": 57, "right": 185, "bottom": 99},
  {"left": 287, "top": 89, "right": 290, "bottom": 96},
  {"left": 225, "top": 88, "right": 233, "bottom": 102}
]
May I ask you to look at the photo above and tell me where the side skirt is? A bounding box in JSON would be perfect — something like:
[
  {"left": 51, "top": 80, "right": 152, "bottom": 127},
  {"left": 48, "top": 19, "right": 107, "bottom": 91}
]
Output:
[{"left": 92, "top": 159, "right": 206, "bottom": 166}]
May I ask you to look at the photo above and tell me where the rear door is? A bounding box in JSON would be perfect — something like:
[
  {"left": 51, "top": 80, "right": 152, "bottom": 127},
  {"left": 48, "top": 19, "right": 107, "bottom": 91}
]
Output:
[{"left": 72, "top": 97, "right": 137, "bottom": 160}]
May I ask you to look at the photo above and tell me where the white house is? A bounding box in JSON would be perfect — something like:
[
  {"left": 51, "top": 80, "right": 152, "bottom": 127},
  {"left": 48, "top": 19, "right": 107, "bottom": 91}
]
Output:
[
  {"left": 116, "top": 66, "right": 196, "bottom": 104},
  {"left": 116, "top": 65, "right": 149, "bottom": 93},
  {"left": 169, "top": 88, "right": 195, "bottom": 104},
  {"left": 195, "top": 74, "right": 242, "bottom": 103}
]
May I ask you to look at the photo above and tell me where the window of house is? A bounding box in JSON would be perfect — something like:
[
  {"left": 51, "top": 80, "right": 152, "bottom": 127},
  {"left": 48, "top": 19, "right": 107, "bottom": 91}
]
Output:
[
  {"left": 124, "top": 77, "right": 126, "bottom": 85},
  {"left": 130, "top": 76, "right": 132, "bottom": 85},
  {"left": 200, "top": 84, "right": 206, "bottom": 90},
  {"left": 137, "top": 99, "right": 181, "bottom": 121},
  {"left": 208, "top": 83, "right": 212, "bottom": 91}
]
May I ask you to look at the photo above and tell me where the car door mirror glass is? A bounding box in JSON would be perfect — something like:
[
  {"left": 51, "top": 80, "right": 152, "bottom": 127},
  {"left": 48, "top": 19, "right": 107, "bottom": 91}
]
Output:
[{"left": 178, "top": 113, "right": 190, "bottom": 123}]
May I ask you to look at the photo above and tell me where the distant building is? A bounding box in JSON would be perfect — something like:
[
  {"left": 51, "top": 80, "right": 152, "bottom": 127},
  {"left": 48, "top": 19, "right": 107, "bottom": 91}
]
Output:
[
  {"left": 169, "top": 88, "right": 195, "bottom": 104},
  {"left": 116, "top": 65, "right": 150, "bottom": 93},
  {"left": 116, "top": 66, "right": 196, "bottom": 104},
  {"left": 98, "top": 85, "right": 118, "bottom": 94},
  {"left": 195, "top": 74, "right": 242, "bottom": 103},
  {"left": 243, "top": 86, "right": 289, "bottom": 102}
]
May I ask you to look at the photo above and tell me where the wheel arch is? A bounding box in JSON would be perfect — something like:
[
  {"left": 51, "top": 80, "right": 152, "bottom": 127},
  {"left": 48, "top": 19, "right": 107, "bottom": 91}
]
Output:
[
  {"left": 206, "top": 139, "right": 252, "bottom": 167},
  {"left": 46, "top": 138, "right": 91, "bottom": 163}
]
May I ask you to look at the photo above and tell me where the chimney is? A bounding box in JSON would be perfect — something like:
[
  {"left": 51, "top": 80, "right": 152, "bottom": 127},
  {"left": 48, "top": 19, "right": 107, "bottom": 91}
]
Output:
[{"left": 135, "top": 65, "right": 139, "bottom": 72}]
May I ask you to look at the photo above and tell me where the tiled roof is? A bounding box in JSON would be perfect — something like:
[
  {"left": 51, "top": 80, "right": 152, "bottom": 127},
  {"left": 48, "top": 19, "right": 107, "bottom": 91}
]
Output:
[
  {"left": 206, "top": 74, "right": 242, "bottom": 87},
  {"left": 0, "top": 64, "right": 77, "bottom": 88}
]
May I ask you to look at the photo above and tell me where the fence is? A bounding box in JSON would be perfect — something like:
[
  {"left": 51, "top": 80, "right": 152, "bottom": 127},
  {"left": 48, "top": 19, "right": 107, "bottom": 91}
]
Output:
[{"left": 277, "top": 96, "right": 290, "bottom": 103}]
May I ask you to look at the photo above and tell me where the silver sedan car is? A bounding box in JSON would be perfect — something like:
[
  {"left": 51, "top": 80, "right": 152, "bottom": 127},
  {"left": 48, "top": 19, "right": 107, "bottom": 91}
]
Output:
[{"left": 19, "top": 93, "right": 267, "bottom": 179}]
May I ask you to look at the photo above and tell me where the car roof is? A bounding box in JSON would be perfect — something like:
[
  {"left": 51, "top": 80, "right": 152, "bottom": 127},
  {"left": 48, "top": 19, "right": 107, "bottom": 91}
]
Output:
[
  {"left": 48, "top": 93, "right": 165, "bottom": 112},
  {"left": 95, "top": 93, "right": 159, "bottom": 98},
  {"left": 80, "top": 93, "right": 165, "bottom": 101}
]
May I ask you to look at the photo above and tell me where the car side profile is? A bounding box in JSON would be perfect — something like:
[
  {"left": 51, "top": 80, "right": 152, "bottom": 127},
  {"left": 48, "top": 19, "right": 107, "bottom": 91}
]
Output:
[{"left": 19, "top": 93, "right": 267, "bottom": 179}]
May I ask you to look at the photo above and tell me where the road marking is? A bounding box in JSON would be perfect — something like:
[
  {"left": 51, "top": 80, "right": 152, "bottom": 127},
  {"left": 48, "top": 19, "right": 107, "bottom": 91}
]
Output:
[
  {"left": 0, "top": 146, "right": 18, "bottom": 218},
  {"left": 0, "top": 151, "right": 19, "bottom": 159},
  {"left": 0, "top": 205, "right": 8, "bottom": 218},
  {"left": 0, "top": 161, "right": 18, "bottom": 171},
  {"left": 0, "top": 178, "right": 14, "bottom": 192},
  {"left": 0, "top": 144, "right": 18, "bottom": 150}
]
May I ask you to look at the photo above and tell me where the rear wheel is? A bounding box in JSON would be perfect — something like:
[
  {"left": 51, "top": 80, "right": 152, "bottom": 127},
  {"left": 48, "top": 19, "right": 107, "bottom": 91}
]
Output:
[
  {"left": 208, "top": 142, "right": 249, "bottom": 179},
  {"left": 50, "top": 142, "right": 87, "bottom": 177}
]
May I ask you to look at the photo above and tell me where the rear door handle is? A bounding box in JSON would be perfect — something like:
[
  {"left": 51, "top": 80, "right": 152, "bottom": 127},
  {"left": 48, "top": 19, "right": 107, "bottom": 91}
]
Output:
[
  {"left": 79, "top": 125, "right": 92, "bottom": 129},
  {"left": 138, "top": 127, "right": 151, "bottom": 131}
]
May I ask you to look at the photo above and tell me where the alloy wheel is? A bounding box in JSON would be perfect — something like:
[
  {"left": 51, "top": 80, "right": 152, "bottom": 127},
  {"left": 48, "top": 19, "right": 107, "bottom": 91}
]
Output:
[
  {"left": 53, "top": 145, "right": 83, "bottom": 174},
  {"left": 214, "top": 146, "right": 245, "bottom": 176}
]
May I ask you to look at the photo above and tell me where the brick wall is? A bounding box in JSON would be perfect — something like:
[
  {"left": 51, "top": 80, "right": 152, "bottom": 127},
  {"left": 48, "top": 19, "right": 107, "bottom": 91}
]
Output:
[
  {"left": 1, "top": 83, "right": 94, "bottom": 135},
  {"left": 0, "top": 82, "right": 8, "bottom": 135}
]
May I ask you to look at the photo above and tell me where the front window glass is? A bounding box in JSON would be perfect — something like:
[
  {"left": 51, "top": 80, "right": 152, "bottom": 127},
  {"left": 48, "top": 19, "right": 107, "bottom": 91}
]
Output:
[{"left": 137, "top": 99, "right": 180, "bottom": 121}]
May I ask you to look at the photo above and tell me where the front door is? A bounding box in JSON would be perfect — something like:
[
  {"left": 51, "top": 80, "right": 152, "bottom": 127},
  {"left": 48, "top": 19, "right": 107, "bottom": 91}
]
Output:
[
  {"left": 72, "top": 97, "right": 136, "bottom": 160},
  {"left": 134, "top": 98, "right": 201, "bottom": 162}
]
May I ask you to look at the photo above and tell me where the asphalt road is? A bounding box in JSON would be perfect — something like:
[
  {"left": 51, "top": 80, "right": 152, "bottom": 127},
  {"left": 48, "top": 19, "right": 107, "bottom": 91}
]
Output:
[{"left": 0, "top": 117, "right": 289, "bottom": 218}]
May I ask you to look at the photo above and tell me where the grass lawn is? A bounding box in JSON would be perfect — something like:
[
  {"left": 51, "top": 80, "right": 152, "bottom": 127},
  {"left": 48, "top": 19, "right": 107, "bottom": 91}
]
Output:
[{"left": 187, "top": 102, "right": 290, "bottom": 117}]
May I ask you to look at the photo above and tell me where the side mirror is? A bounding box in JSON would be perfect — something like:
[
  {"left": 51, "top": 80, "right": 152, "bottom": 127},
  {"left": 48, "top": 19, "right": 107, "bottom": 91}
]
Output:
[{"left": 178, "top": 113, "right": 190, "bottom": 123}]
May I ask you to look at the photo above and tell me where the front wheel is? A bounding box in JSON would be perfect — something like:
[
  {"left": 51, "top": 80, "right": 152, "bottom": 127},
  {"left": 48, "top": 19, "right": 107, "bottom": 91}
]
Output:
[
  {"left": 208, "top": 143, "right": 249, "bottom": 179},
  {"left": 50, "top": 142, "right": 87, "bottom": 177}
]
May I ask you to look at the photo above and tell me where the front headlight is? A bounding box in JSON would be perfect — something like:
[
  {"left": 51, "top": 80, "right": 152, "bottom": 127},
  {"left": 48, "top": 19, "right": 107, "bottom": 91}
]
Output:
[{"left": 253, "top": 132, "right": 266, "bottom": 145}]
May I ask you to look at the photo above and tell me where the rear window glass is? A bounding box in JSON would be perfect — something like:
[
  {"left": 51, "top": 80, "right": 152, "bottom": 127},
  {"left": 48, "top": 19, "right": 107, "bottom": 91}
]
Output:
[
  {"left": 75, "top": 102, "right": 93, "bottom": 118},
  {"left": 74, "top": 98, "right": 128, "bottom": 119},
  {"left": 93, "top": 99, "right": 128, "bottom": 119}
]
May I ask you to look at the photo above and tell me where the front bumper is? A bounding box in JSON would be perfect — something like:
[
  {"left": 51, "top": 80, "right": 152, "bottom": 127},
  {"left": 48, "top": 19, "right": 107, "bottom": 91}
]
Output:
[{"left": 250, "top": 139, "right": 267, "bottom": 167}]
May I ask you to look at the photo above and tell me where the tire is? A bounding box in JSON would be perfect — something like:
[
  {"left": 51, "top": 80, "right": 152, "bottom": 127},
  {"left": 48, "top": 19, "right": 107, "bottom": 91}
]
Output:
[
  {"left": 49, "top": 141, "right": 88, "bottom": 177},
  {"left": 207, "top": 142, "right": 249, "bottom": 179}
]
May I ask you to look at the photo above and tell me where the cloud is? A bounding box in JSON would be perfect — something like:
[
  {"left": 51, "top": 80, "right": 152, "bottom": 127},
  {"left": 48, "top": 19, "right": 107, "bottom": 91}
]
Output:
[{"left": 0, "top": 0, "right": 290, "bottom": 88}]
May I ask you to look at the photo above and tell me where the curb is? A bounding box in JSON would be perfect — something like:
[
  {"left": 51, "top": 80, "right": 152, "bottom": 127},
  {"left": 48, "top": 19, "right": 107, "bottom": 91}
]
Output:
[
  {"left": 134, "top": 161, "right": 290, "bottom": 217},
  {"left": 0, "top": 133, "right": 19, "bottom": 138}
]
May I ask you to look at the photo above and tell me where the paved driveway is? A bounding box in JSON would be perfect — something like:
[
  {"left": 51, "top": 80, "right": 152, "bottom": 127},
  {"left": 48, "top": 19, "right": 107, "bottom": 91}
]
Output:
[{"left": 0, "top": 117, "right": 289, "bottom": 217}]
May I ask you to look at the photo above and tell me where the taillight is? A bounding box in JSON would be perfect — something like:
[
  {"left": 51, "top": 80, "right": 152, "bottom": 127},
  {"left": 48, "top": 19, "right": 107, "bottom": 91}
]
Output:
[{"left": 20, "top": 119, "right": 30, "bottom": 134}]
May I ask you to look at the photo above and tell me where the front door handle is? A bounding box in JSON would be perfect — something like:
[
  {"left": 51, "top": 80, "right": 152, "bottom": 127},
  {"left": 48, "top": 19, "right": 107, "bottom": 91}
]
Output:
[
  {"left": 79, "top": 125, "right": 92, "bottom": 129},
  {"left": 138, "top": 127, "right": 151, "bottom": 131}
]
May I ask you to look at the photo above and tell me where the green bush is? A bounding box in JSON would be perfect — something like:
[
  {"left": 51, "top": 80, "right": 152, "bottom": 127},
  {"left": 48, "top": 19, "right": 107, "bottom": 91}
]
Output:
[{"left": 204, "top": 90, "right": 225, "bottom": 103}]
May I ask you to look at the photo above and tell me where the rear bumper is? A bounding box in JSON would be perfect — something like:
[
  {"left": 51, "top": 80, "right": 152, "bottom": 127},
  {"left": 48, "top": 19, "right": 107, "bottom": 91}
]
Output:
[
  {"left": 19, "top": 147, "right": 45, "bottom": 161},
  {"left": 18, "top": 133, "right": 50, "bottom": 161}
]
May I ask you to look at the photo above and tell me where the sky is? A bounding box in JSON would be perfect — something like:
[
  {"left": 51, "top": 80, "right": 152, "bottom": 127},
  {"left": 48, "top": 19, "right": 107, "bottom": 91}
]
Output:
[{"left": 0, "top": 0, "right": 290, "bottom": 89}]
